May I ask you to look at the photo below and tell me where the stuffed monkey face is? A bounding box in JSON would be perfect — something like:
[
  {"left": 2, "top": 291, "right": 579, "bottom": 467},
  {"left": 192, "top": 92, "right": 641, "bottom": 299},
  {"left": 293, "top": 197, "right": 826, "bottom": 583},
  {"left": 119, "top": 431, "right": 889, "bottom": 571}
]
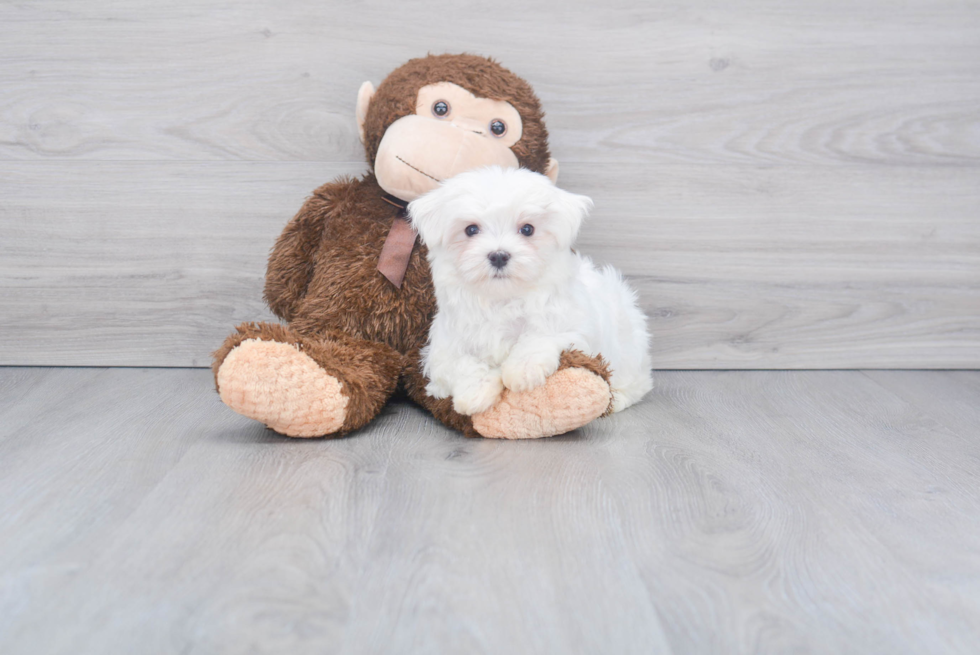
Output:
[{"left": 357, "top": 81, "right": 558, "bottom": 202}]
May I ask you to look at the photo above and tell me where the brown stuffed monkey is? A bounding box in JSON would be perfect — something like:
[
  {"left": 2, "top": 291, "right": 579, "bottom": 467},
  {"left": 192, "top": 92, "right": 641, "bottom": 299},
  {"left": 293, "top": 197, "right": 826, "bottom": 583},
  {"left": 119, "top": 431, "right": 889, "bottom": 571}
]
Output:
[{"left": 213, "top": 54, "right": 613, "bottom": 439}]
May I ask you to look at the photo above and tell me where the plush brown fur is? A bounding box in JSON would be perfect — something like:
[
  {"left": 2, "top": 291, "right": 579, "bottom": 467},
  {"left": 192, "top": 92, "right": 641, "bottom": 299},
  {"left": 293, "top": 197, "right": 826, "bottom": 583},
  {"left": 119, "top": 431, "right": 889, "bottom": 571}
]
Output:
[
  {"left": 213, "top": 54, "right": 611, "bottom": 438},
  {"left": 265, "top": 175, "right": 435, "bottom": 354}
]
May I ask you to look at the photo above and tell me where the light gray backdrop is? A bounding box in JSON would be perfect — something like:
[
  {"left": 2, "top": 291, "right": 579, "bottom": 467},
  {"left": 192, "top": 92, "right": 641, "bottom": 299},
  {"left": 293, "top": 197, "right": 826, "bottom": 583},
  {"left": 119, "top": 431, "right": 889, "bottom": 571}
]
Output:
[{"left": 2, "top": 0, "right": 978, "bottom": 367}]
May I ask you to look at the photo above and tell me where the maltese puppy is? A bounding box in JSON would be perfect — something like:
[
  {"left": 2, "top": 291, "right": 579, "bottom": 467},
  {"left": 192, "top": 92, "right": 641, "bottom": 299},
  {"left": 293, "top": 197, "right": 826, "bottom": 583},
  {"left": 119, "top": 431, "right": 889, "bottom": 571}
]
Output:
[{"left": 408, "top": 166, "right": 652, "bottom": 417}]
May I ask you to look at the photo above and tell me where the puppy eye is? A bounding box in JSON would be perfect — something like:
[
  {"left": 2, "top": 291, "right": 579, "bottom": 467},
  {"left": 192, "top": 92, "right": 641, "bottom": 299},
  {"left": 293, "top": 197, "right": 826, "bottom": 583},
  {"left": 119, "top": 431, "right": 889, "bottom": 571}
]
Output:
[
  {"left": 520, "top": 224, "right": 534, "bottom": 237},
  {"left": 489, "top": 119, "right": 506, "bottom": 136},
  {"left": 432, "top": 100, "right": 450, "bottom": 117},
  {"left": 465, "top": 224, "right": 480, "bottom": 237}
]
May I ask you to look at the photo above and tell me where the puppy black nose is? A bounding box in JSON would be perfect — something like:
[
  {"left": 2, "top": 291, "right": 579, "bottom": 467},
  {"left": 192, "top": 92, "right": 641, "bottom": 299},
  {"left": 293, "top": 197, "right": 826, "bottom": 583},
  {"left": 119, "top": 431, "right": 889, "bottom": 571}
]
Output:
[{"left": 488, "top": 251, "right": 511, "bottom": 269}]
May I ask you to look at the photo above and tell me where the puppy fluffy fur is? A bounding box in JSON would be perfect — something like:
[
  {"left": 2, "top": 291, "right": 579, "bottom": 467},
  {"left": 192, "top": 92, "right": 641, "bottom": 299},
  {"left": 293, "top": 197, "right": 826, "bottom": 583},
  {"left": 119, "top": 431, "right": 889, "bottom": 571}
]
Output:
[{"left": 408, "top": 166, "right": 652, "bottom": 416}]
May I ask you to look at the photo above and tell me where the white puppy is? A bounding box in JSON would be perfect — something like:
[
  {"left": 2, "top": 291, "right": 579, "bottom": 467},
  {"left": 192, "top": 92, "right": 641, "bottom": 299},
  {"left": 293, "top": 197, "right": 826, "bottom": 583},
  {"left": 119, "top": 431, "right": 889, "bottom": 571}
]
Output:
[{"left": 408, "top": 166, "right": 652, "bottom": 417}]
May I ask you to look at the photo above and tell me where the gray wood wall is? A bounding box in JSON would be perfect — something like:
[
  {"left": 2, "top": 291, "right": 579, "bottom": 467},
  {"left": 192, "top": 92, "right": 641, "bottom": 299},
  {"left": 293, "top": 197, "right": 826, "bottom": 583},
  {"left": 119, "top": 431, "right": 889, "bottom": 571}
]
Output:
[{"left": 2, "top": 0, "right": 978, "bottom": 368}]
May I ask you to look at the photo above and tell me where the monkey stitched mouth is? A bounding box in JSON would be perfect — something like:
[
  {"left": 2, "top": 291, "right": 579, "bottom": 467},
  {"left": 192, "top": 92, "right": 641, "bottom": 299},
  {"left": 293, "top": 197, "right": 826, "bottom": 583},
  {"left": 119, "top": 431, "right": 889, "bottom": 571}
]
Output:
[{"left": 395, "top": 156, "right": 441, "bottom": 183}]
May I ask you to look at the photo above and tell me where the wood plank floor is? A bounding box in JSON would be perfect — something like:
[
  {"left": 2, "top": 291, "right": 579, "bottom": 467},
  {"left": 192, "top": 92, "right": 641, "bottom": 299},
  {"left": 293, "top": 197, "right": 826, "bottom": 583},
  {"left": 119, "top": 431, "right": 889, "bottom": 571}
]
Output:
[{"left": 1, "top": 368, "right": 978, "bottom": 654}]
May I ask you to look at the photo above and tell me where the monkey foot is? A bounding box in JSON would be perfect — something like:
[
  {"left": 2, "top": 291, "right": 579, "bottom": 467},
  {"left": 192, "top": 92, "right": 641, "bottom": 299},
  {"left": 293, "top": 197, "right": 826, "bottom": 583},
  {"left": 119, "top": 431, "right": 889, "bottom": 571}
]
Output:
[
  {"left": 216, "top": 339, "right": 348, "bottom": 438},
  {"left": 471, "top": 367, "right": 611, "bottom": 439}
]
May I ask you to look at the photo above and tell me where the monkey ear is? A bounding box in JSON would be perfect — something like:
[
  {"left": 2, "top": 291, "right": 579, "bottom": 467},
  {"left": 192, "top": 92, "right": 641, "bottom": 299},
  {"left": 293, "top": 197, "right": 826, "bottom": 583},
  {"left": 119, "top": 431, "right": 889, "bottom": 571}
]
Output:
[
  {"left": 544, "top": 158, "right": 560, "bottom": 184},
  {"left": 355, "top": 81, "right": 375, "bottom": 144}
]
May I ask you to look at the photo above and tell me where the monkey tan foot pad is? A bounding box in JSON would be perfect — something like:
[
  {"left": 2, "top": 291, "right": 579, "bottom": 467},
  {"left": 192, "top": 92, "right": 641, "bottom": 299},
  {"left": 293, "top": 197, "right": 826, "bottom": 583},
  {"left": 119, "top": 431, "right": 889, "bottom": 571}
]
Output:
[
  {"left": 216, "top": 339, "right": 348, "bottom": 438},
  {"left": 471, "top": 367, "right": 612, "bottom": 439}
]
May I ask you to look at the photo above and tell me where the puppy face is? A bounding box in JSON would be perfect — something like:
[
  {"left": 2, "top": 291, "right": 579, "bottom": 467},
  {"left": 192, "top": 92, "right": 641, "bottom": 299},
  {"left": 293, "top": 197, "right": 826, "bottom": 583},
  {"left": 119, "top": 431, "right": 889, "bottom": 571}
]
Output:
[{"left": 408, "top": 166, "right": 593, "bottom": 294}]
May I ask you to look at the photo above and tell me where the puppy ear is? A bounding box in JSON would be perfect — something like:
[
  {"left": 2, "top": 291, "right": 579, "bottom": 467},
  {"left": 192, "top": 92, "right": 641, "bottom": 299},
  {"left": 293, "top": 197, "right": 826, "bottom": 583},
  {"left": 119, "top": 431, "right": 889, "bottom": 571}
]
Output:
[
  {"left": 406, "top": 186, "right": 447, "bottom": 248},
  {"left": 549, "top": 186, "right": 594, "bottom": 245}
]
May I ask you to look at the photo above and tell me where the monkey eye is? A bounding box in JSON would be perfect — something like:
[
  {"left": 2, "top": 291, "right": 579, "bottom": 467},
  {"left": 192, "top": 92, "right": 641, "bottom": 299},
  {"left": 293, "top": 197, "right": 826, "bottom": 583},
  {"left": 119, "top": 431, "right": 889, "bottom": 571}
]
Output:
[
  {"left": 465, "top": 224, "right": 480, "bottom": 237},
  {"left": 520, "top": 224, "right": 534, "bottom": 237},
  {"left": 432, "top": 100, "right": 450, "bottom": 117},
  {"left": 489, "top": 119, "right": 507, "bottom": 136}
]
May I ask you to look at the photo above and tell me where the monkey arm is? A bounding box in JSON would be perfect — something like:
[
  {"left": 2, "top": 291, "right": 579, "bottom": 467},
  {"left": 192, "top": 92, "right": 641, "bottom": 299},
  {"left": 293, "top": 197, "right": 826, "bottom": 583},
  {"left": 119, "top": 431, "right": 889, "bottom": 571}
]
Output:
[{"left": 263, "top": 188, "right": 335, "bottom": 321}]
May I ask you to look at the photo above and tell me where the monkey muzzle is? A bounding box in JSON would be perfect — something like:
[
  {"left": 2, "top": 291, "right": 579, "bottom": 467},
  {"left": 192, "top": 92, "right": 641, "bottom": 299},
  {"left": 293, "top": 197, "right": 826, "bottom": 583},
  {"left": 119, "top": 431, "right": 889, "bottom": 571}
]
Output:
[{"left": 374, "top": 115, "right": 520, "bottom": 202}]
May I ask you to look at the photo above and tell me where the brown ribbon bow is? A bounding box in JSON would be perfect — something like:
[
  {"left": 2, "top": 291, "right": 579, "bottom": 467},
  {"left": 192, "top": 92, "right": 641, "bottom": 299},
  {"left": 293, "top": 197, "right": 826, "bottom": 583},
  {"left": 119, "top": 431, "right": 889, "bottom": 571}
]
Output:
[{"left": 377, "top": 195, "right": 417, "bottom": 289}]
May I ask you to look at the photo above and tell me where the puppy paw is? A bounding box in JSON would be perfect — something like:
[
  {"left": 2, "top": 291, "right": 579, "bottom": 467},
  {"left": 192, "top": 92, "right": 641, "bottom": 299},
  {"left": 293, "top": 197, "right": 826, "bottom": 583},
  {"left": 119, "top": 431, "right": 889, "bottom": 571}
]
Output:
[
  {"left": 501, "top": 353, "right": 559, "bottom": 393},
  {"left": 425, "top": 379, "right": 452, "bottom": 400},
  {"left": 452, "top": 372, "right": 504, "bottom": 416}
]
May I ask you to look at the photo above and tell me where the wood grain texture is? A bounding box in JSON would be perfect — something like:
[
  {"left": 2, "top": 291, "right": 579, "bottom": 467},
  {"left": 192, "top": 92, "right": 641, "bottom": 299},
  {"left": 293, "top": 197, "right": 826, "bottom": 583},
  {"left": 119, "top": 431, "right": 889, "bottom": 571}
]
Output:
[
  {"left": 2, "top": 161, "right": 978, "bottom": 367},
  {"left": 1, "top": 1, "right": 978, "bottom": 166},
  {"left": 1, "top": 367, "right": 979, "bottom": 653},
  {"left": 1, "top": 0, "right": 979, "bottom": 367}
]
